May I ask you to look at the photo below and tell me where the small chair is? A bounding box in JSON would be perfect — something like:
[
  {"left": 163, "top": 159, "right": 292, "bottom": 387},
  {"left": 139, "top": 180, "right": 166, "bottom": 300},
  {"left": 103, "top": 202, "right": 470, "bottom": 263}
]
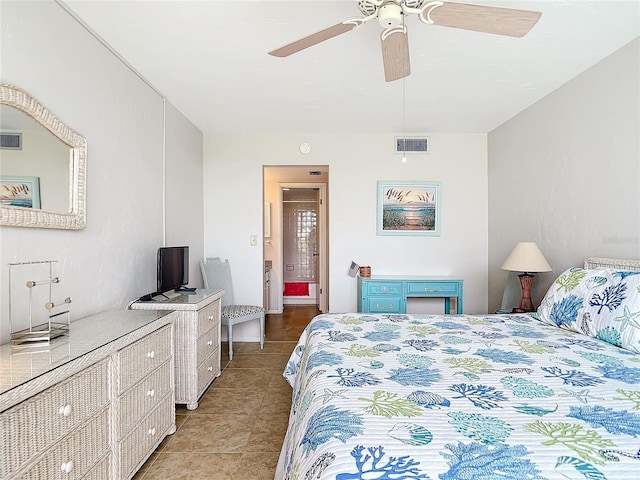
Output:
[{"left": 200, "top": 257, "right": 264, "bottom": 360}]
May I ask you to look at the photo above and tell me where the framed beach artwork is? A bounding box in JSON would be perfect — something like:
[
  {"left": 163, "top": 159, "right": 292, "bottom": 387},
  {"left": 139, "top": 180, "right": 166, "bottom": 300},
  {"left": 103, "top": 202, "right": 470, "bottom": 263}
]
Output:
[
  {"left": 377, "top": 180, "right": 441, "bottom": 236},
  {"left": 0, "top": 176, "right": 41, "bottom": 209}
]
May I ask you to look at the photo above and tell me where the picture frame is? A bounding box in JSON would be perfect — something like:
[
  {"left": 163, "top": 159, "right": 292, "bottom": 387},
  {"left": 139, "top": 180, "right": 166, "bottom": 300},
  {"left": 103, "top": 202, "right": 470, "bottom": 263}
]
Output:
[
  {"left": 0, "top": 175, "right": 41, "bottom": 209},
  {"left": 377, "top": 180, "right": 441, "bottom": 236}
]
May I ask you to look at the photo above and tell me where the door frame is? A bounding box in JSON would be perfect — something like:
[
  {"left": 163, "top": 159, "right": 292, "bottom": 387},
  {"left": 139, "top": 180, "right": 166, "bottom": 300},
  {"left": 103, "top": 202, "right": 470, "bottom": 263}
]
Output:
[{"left": 278, "top": 182, "right": 328, "bottom": 313}]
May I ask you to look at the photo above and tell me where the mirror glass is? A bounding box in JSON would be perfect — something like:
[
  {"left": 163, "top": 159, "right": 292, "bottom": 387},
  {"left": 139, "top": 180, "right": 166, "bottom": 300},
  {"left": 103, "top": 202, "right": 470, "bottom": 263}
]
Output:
[
  {"left": 0, "top": 84, "right": 86, "bottom": 229},
  {"left": 1, "top": 105, "right": 70, "bottom": 212}
]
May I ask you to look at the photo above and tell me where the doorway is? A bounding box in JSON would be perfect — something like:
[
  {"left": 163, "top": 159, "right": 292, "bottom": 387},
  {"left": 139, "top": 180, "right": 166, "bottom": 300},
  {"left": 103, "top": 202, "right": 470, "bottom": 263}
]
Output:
[{"left": 263, "top": 166, "right": 329, "bottom": 314}]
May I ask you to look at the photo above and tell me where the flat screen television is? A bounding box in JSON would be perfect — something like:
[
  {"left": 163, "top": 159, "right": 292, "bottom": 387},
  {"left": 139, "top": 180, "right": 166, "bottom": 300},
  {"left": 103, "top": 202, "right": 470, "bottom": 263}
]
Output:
[{"left": 157, "top": 246, "right": 189, "bottom": 294}]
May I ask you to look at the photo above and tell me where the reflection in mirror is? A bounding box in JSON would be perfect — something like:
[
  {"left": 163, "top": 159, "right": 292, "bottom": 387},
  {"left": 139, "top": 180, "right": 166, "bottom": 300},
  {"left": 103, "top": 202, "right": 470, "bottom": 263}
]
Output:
[
  {"left": 0, "top": 83, "right": 86, "bottom": 229},
  {"left": 1, "top": 105, "right": 70, "bottom": 212}
]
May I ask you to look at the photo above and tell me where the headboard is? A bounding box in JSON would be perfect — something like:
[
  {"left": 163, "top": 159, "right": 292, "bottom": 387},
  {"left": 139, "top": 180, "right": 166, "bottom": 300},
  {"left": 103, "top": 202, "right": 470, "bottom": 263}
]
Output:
[{"left": 584, "top": 257, "right": 640, "bottom": 271}]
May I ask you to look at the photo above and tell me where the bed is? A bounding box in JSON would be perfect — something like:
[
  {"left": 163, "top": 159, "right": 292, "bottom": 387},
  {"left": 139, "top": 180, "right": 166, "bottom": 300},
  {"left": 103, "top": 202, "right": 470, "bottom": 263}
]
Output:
[{"left": 276, "top": 258, "right": 640, "bottom": 480}]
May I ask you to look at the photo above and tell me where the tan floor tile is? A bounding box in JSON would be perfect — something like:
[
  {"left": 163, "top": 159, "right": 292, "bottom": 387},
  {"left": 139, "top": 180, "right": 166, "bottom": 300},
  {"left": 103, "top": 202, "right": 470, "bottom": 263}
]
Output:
[
  {"left": 268, "top": 369, "right": 291, "bottom": 389},
  {"left": 196, "top": 388, "right": 265, "bottom": 415},
  {"left": 163, "top": 414, "right": 255, "bottom": 453},
  {"left": 259, "top": 389, "right": 292, "bottom": 415},
  {"left": 141, "top": 452, "right": 242, "bottom": 479},
  {"left": 214, "top": 368, "right": 273, "bottom": 389},
  {"left": 226, "top": 353, "right": 290, "bottom": 370},
  {"left": 245, "top": 413, "right": 290, "bottom": 453},
  {"left": 233, "top": 452, "right": 280, "bottom": 480},
  {"left": 236, "top": 341, "right": 297, "bottom": 354}
]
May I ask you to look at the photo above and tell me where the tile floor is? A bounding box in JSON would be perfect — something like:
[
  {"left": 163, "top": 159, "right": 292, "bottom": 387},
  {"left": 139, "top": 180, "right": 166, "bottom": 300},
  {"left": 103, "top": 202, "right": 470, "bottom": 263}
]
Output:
[{"left": 134, "top": 305, "right": 320, "bottom": 480}]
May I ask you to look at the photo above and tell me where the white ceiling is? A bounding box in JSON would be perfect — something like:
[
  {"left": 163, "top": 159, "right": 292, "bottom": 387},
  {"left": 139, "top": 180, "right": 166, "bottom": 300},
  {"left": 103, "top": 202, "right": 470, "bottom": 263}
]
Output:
[{"left": 62, "top": 0, "right": 640, "bottom": 134}]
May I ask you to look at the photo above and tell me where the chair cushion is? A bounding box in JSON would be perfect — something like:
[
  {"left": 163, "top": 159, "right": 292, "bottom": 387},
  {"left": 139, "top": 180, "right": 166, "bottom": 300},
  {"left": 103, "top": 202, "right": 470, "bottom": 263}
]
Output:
[{"left": 222, "top": 304, "right": 264, "bottom": 319}]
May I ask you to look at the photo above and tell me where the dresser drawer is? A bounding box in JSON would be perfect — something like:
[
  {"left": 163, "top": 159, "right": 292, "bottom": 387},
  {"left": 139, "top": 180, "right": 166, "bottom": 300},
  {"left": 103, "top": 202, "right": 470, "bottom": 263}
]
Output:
[
  {"left": 196, "top": 301, "right": 220, "bottom": 336},
  {"left": 0, "top": 359, "right": 109, "bottom": 478},
  {"left": 117, "top": 325, "right": 172, "bottom": 394},
  {"left": 117, "top": 360, "right": 173, "bottom": 435},
  {"left": 80, "top": 454, "right": 111, "bottom": 480},
  {"left": 117, "top": 394, "right": 174, "bottom": 479},
  {"left": 405, "top": 281, "right": 460, "bottom": 296},
  {"left": 197, "top": 351, "right": 219, "bottom": 396},
  {"left": 196, "top": 327, "right": 219, "bottom": 365},
  {"left": 364, "top": 282, "right": 402, "bottom": 296},
  {"left": 364, "top": 297, "right": 403, "bottom": 313},
  {"left": 18, "top": 407, "right": 110, "bottom": 480}
]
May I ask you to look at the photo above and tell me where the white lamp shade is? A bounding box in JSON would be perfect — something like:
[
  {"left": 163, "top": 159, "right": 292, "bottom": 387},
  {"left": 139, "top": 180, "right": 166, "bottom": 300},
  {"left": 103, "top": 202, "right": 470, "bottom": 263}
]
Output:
[{"left": 501, "top": 242, "right": 552, "bottom": 273}]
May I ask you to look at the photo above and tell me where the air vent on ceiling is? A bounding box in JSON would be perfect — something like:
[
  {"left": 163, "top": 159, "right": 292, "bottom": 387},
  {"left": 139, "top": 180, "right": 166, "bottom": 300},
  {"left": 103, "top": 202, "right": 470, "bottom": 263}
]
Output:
[
  {"left": 1, "top": 133, "right": 22, "bottom": 150},
  {"left": 395, "top": 137, "right": 429, "bottom": 154}
]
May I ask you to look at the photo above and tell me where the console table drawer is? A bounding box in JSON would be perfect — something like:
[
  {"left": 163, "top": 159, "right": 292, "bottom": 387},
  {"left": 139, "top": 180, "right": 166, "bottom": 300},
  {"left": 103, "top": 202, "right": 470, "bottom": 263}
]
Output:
[
  {"left": 197, "top": 302, "right": 220, "bottom": 336},
  {"left": 365, "top": 282, "right": 402, "bottom": 296},
  {"left": 197, "top": 352, "right": 219, "bottom": 395},
  {"left": 406, "top": 281, "right": 460, "bottom": 296},
  {"left": 197, "top": 328, "right": 219, "bottom": 366},
  {"left": 365, "top": 297, "right": 403, "bottom": 313}
]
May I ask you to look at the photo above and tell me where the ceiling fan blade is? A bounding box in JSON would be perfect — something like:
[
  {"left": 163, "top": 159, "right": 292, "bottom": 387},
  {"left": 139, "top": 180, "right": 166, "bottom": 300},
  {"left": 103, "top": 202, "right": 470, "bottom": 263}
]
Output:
[
  {"left": 269, "top": 19, "right": 364, "bottom": 57},
  {"left": 425, "top": 1, "right": 541, "bottom": 38},
  {"left": 381, "top": 26, "right": 410, "bottom": 82}
]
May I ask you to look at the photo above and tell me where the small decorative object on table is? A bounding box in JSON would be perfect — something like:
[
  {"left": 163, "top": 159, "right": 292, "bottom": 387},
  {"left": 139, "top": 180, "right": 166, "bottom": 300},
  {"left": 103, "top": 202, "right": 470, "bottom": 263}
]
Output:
[
  {"left": 359, "top": 266, "right": 371, "bottom": 277},
  {"left": 9, "top": 260, "right": 72, "bottom": 345}
]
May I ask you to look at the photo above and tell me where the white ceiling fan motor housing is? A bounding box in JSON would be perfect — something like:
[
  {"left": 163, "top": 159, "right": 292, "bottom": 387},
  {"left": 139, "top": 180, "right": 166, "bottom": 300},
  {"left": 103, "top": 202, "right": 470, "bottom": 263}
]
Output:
[{"left": 378, "top": 2, "right": 403, "bottom": 28}]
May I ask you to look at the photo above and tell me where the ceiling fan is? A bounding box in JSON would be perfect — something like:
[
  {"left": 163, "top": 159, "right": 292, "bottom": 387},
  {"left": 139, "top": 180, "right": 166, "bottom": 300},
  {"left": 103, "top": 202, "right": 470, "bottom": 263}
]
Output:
[{"left": 268, "top": 0, "right": 542, "bottom": 82}]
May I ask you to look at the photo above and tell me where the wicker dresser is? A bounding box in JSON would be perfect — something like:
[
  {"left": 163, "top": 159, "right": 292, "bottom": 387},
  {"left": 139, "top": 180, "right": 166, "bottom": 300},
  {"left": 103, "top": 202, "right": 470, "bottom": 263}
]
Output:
[
  {"left": 130, "top": 289, "right": 224, "bottom": 410},
  {"left": 0, "top": 309, "right": 176, "bottom": 480}
]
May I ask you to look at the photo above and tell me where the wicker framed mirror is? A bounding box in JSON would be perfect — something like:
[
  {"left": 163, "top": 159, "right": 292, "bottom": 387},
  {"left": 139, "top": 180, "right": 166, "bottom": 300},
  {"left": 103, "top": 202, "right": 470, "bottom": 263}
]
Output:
[{"left": 1, "top": 83, "right": 86, "bottom": 230}]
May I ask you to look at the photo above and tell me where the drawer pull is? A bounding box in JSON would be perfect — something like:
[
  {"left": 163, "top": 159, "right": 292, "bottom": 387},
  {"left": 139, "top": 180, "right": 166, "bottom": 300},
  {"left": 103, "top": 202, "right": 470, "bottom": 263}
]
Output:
[
  {"left": 146, "top": 388, "right": 155, "bottom": 398},
  {"left": 375, "top": 304, "right": 394, "bottom": 311},
  {"left": 147, "top": 350, "right": 155, "bottom": 359},
  {"left": 208, "top": 314, "right": 214, "bottom": 321},
  {"left": 58, "top": 404, "right": 73, "bottom": 417},
  {"left": 207, "top": 340, "right": 213, "bottom": 346},
  {"left": 381, "top": 287, "right": 388, "bottom": 294},
  {"left": 207, "top": 366, "right": 213, "bottom": 372},
  {"left": 424, "top": 287, "right": 442, "bottom": 293},
  {"left": 148, "top": 427, "right": 157, "bottom": 436},
  {"left": 60, "top": 460, "right": 74, "bottom": 473}
]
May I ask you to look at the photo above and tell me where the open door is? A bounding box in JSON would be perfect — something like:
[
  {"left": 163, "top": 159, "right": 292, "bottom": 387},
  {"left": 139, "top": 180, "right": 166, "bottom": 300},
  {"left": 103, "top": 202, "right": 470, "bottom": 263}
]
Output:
[
  {"left": 263, "top": 166, "right": 329, "bottom": 315},
  {"left": 279, "top": 183, "right": 328, "bottom": 313}
]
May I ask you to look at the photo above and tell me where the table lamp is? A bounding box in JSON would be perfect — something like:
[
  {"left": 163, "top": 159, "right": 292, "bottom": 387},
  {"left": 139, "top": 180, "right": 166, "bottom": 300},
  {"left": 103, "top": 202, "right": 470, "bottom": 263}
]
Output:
[{"left": 501, "top": 242, "right": 552, "bottom": 312}]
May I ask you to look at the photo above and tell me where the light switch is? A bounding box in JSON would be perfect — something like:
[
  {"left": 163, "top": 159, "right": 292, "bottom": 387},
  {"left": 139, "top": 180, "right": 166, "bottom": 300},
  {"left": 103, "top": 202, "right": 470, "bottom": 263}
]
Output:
[{"left": 250, "top": 235, "right": 258, "bottom": 246}]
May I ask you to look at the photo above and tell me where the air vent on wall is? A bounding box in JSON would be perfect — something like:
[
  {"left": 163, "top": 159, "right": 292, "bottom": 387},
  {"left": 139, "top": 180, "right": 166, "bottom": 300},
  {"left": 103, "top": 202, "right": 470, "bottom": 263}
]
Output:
[
  {"left": 0, "top": 133, "right": 22, "bottom": 150},
  {"left": 395, "top": 137, "right": 429, "bottom": 154}
]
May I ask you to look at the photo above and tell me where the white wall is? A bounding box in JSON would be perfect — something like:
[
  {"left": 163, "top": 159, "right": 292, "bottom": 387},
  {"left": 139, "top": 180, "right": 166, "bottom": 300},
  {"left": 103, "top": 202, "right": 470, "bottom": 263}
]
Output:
[
  {"left": 205, "top": 133, "right": 488, "bottom": 341},
  {"left": 0, "top": 1, "right": 203, "bottom": 344},
  {"left": 164, "top": 102, "right": 205, "bottom": 288},
  {"left": 488, "top": 38, "right": 640, "bottom": 313}
]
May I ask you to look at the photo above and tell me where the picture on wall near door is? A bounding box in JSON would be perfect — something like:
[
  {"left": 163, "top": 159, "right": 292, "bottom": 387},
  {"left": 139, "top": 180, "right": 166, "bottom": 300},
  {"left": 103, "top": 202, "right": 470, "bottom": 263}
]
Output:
[{"left": 377, "top": 180, "right": 441, "bottom": 236}]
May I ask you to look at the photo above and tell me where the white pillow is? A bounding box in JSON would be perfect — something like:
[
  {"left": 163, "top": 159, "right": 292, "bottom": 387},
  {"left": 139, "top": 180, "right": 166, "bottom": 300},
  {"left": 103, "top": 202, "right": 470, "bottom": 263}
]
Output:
[{"left": 537, "top": 267, "right": 640, "bottom": 353}]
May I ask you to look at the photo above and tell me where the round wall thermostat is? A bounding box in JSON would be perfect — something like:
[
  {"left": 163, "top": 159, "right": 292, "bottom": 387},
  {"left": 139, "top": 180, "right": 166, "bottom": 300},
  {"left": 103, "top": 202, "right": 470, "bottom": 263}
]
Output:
[{"left": 299, "top": 142, "right": 311, "bottom": 154}]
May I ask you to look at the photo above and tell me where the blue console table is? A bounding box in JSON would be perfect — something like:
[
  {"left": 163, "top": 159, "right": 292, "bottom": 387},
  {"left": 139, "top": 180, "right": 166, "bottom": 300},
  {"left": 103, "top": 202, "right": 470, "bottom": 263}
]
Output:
[{"left": 357, "top": 276, "right": 463, "bottom": 314}]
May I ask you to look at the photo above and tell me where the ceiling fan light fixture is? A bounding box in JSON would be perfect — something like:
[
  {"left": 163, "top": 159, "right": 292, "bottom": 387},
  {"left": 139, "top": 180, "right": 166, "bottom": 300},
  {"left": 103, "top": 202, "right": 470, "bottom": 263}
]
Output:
[{"left": 378, "top": 2, "right": 403, "bottom": 28}]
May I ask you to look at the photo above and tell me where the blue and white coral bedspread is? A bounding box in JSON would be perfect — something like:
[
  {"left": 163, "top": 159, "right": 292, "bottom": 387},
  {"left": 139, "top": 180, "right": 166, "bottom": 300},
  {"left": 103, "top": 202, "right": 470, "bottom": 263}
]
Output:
[{"left": 276, "top": 312, "right": 640, "bottom": 480}]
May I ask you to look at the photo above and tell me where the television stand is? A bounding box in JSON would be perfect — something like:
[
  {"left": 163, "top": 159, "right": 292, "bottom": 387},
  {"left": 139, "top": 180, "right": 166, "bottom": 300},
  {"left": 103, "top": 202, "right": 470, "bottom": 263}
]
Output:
[{"left": 130, "top": 288, "right": 224, "bottom": 409}]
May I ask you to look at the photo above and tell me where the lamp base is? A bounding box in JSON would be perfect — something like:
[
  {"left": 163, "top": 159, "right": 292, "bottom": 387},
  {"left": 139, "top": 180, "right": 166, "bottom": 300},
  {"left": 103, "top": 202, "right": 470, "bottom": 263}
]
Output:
[{"left": 517, "top": 273, "right": 536, "bottom": 312}]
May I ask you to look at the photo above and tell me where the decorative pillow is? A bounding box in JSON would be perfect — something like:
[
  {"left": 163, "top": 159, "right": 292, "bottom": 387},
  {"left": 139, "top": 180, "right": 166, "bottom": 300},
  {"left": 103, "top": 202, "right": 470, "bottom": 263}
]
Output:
[{"left": 537, "top": 267, "right": 640, "bottom": 353}]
